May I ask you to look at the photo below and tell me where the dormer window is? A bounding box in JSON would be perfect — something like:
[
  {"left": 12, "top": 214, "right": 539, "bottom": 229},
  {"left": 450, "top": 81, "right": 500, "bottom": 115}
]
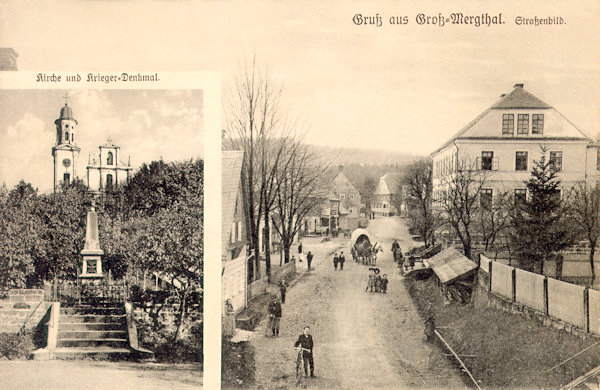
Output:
[
  {"left": 532, "top": 114, "right": 544, "bottom": 134},
  {"left": 502, "top": 114, "right": 514, "bottom": 135},
  {"left": 517, "top": 114, "right": 529, "bottom": 135}
]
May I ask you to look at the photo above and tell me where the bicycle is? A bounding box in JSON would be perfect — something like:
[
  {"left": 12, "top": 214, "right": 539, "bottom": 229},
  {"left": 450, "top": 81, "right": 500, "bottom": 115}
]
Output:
[{"left": 294, "top": 347, "right": 311, "bottom": 384}]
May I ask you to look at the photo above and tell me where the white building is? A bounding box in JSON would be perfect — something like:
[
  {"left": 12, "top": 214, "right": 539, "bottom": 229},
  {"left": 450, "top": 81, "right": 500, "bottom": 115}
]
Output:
[
  {"left": 431, "top": 83, "right": 600, "bottom": 200},
  {"left": 52, "top": 103, "right": 81, "bottom": 191},
  {"left": 86, "top": 139, "right": 132, "bottom": 192}
]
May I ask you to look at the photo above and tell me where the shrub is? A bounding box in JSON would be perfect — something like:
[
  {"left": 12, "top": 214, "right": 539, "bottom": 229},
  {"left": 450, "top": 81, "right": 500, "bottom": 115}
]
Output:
[{"left": 0, "top": 330, "right": 35, "bottom": 360}]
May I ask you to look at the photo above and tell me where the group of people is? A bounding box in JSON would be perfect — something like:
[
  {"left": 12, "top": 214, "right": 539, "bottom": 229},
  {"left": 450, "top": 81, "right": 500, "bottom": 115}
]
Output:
[
  {"left": 333, "top": 252, "right": 345, "bottom": 270},
  {"left": 366, "top": 269, "right": 389, "bottom": 293}
]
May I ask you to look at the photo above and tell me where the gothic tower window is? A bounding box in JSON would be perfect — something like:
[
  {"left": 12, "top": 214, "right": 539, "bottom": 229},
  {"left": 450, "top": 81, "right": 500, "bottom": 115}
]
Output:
[
  {"left": 65, "top": 131, "right": 69, "bottom": 143},
  {"left": 106, "top": 174, "right": 113, "bottom": 188},
  {"left": 107, "top": 151, "right": 113, "bottom": 165},
  {"left": 63, "top": 172, "right": 70, "bottom": 185}
]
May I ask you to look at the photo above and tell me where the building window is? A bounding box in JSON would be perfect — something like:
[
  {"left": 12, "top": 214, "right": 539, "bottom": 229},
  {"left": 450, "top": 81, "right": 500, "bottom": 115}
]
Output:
[
  {"left": 107, "top": 151, "right": 114, "bottom": 165},
  {"left": 106, "top": 174, "right": 113, "bottom": 189},
  {"left": 481, "top": 151, "right": 493, "bottom": 170},
  {"left": 514, "top": 189, "right": 527, "bottom": 205},
  {"left": 515, "top": 151, "right": 528, "bottom": 171},
  {"left": 480, "top": 189, "right": 492, "bottom": 209},
  {"left": 517, "top": 114, "right": 529, "bottom": 135},
  {"left": 65, "top": 131, "right": 69, "bottom": 143},
  {"left": 350, "top": 194, "right": 354, "bottom": 200},
  {"left": 502, "top": 114, "right": 514, "bottom": 135},
  {"left": 340, "top": 193, "right": 345, "bottom": 199},
  {"left": 532, "top": 114, "right": 544, "bottom": 134},
  {"left": 549, "top": 151, "right": 562, "bottom": 171},
  {"left": 63, "top": 172, "right": 70, "bottom": 185},
  {"left": 72, "top": 133, "right": 74, "bottom": 142}
]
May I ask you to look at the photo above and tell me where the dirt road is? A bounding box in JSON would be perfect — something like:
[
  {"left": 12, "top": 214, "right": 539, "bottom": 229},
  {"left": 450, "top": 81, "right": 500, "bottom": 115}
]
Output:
[{"left": 252, "top": 217, "right": 468, "bottom": 389}]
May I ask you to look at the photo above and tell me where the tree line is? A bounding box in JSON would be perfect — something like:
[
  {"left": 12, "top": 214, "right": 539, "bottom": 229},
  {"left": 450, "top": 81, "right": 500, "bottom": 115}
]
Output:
[
  {"left": 401, "top": 147, "right": 599, "bottom": 285},
  {"left": 0, "top": 159, "right": 203, "bottom": 300}
]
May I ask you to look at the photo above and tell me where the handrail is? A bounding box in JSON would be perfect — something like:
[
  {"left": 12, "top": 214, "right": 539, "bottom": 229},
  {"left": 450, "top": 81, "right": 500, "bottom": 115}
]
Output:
[
  {"left": 16, "top": 296, "right": 45, "bottom": 336},
  {"left": 434, "top": 329, "right": 482, "bottom": 390}
]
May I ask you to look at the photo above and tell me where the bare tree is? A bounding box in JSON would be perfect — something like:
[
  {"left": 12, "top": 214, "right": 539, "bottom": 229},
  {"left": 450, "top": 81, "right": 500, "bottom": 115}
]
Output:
[
  {"left": 437, "top": 159, "right": 489, "bottom": 259},
  {"left": 570, "top": 181, "right": 600, "bottom": 285},
  {"left": 223, "top": 58, "right": 291, "bottom": 280},
  {"left": 401, "top": 158, "right": 436, "bottom": 247},
  {"left": 475, "top": 190, "right": 512, "bottom": 254},
  {"left": 271, "top": 141, "right": 329, "bottom": 263}
]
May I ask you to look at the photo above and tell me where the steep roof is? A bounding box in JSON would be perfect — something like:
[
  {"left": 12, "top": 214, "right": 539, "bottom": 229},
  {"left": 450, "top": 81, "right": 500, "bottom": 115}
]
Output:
[
  {"left": 374, "top": 172, "right": 402, "bottom": 196},
  {"left": 427, "top": 247, "right": 478, "bottom": 284},
  {"left": 431, "top": 84, "right": 590, "bottom": 156},
  {"left": 222, "top": 151, "right": 244, "bottom": 255},
  {"left": 491, "top": 84, "right": 552, "bottom": 109}
]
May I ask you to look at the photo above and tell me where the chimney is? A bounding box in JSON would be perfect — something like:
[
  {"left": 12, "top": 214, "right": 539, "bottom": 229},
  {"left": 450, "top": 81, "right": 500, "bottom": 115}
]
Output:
[{"left": 514, "top": 83, "right": 524, "bottom": 89}]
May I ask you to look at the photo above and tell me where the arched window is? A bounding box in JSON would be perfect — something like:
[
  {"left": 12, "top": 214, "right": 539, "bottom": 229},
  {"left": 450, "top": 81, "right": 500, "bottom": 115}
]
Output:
[
  {"left": 65, "top": 131, "right": 69, "bottom": 143},
  {"left": 107, "top": 151, "right": 113, "bottom": 165},
  {"left": 72, "top": 133, "right": 74, "bottom": 142},
  {"left": 106, "top": 174, "right": 113, "bottom": 188}
]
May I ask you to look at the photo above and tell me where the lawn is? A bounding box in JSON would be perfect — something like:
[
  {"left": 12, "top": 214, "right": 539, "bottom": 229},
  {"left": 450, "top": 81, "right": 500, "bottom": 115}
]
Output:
[{"left": 406, "top": 275, "right": 600, "bottom": 389}]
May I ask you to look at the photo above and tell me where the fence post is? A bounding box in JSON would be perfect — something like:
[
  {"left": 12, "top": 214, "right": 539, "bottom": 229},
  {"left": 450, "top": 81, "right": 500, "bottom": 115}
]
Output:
[
  {"left": 544, "top": 277, "right": 549, "bottom": 316},
  {"left": 584, "top": 287, "right": 590, "bottom": 333},
  {"left": 488, "top": 259, "right": 493, "bottom": 292},
  {"left": 512, "top": 268, "right": 516, "bottom": 303}
]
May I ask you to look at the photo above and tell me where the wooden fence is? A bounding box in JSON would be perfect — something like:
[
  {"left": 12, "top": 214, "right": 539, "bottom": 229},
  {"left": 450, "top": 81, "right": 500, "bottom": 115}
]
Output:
[{"left": 480, "top": 255, "right": 598, "bottom": 336}]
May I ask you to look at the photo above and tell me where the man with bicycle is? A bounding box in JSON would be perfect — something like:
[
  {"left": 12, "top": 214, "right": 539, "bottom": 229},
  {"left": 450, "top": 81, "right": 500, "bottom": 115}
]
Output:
[{"left": 294, "top": 326, "right": 315, "bottom": 378}]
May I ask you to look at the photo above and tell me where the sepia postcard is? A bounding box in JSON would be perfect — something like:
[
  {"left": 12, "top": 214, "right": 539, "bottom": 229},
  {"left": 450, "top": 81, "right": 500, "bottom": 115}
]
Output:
[{"left": 1, "top": 1, "right": 600, "bottom": 390}]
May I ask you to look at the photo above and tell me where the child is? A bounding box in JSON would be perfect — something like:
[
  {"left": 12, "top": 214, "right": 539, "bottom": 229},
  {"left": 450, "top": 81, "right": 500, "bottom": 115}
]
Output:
[{"left": 381, "top": 274, "right": 389, "bottom": 293}]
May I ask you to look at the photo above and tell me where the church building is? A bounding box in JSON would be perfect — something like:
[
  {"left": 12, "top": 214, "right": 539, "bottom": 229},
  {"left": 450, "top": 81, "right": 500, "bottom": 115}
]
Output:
[{"left": 51, "top": 99, "right": 132, "bottom": 192}]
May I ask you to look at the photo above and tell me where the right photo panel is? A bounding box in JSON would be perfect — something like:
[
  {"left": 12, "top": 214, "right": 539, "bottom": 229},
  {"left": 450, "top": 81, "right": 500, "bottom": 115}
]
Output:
[{"left": 220, "top": 2, "right": 600, "bottom": 390}]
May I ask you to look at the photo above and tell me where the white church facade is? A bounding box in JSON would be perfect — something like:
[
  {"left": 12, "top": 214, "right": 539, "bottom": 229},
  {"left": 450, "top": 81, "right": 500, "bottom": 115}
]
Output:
[{"left": 51, "top": 99, "right": 132, "bottom": 192}]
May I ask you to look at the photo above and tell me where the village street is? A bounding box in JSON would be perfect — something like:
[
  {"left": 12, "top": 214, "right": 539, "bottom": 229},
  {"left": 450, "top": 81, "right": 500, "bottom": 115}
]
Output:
[{"left": 251, "top": 217, "right": 468, "bottom": 389}]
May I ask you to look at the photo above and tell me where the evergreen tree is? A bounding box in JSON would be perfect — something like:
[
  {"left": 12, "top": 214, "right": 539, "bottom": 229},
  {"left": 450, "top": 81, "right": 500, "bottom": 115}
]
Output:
[{"left": 510, "top": 147, "right": 574, "bottom": 274}]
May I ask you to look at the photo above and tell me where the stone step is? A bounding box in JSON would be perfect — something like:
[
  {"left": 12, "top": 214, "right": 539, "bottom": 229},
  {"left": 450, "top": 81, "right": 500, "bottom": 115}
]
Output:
[
  {"left": 58, "top": 322, "right": 125, "bottom": 331},
  {"left": 56, "top": 338, "right": 128, "bottom": 349},
  {"left": 57, "top": 330, "right": 127, "bottom": 340},
  {"left": 60, "top": 307, "right": 125, "bottom": 315},
  {"left": 53, "top": 347, "right": 131, "bottom": 360},
  {"left": 60, "top": 314, "right": 126, "bottom": 324}
]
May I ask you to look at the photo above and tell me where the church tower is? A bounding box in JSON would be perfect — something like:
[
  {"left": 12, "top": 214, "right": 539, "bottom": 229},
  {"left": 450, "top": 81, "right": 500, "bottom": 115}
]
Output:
[{"left": 52, "top": 99, "right": 81, "bottom": 192}]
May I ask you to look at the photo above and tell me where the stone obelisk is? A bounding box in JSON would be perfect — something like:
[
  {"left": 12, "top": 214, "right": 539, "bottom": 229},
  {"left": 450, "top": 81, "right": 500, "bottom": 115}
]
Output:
[{"left": 79, "top": 201, "right": 104, "bottom": 281}]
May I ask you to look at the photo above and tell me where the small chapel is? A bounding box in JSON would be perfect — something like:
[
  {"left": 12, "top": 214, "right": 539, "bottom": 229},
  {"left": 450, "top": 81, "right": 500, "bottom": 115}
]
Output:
[{"left": 50, "top": 96, "right": 132, "bottom": 192}]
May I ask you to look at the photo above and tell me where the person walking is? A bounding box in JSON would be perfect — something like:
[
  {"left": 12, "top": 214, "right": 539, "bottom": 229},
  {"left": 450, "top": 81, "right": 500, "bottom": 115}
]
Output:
[
  {"left": 294, "top": 326, "right": 315, "bottom": 378},
  {"left": 279, "top": 278, "right": 287, "bottom": 304},
  {"left": 339, "top": 252, "right": 345, "bottom": 270},
  {"left": 223, "top": 299, "right": 236, "bottom": 337},
  {"left": 333, "top": 253, "right": 339, "bottom": 270},
  {"left": 268, "top": 298, "right": 282, "bottom": 337},
  {"left": 298, "top": 241, "right": 303, "bottom": 262},
  {"left": 306, "top": 251, "right": 313, "bottom": 270},
  {"left": 381, "top": 274, "right": 389, "bottom": 293}
]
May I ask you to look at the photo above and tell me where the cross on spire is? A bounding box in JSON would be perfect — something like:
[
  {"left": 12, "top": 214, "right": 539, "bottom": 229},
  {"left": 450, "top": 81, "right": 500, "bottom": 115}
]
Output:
[{"left": 62, "top": 92, "right": 70, "bottom": 105}]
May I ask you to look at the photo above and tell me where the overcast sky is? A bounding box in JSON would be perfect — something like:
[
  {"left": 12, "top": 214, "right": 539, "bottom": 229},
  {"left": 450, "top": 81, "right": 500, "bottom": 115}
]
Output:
[
  {"left": 0, "top": 89, "right": 203, "bottom": 193},
  {"left": 1, "top": 1, "right": 599, "bottom": 159}
]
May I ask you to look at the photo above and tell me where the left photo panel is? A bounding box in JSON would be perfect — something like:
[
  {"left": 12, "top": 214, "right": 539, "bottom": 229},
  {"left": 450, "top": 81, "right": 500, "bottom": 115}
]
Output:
[{"left": 0, "top": 73, "right": 216, "bottom": 389}]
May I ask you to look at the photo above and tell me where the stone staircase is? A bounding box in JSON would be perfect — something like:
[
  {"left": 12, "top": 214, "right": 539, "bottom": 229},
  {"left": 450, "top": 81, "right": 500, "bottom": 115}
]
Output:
[{"left": 53, "top": 300, "right": 131, "bottom": 360}]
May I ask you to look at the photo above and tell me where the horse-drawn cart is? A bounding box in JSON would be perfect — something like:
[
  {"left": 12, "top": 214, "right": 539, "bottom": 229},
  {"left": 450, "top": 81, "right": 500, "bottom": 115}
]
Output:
[{"left": 350, "top": 228, "right": 381, "bottom": 266}]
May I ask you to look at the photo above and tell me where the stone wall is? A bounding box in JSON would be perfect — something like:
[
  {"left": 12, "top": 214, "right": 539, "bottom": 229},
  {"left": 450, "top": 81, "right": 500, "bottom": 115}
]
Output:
[{"left": 0, "top": 289, "right": 50, "bottom": 333}]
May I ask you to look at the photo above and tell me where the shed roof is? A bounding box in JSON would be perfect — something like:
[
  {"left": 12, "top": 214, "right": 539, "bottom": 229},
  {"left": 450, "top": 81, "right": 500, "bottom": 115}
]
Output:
[{"left": 427, "top": 247, "right": 477, "bottom": 284}]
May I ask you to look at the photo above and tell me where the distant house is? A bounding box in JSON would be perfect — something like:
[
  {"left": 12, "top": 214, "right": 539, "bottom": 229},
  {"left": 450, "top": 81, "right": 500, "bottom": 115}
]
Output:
[
  {"left": 302, "top": 192, "right": 340, "bottom": 236},
  {"left": 332, "top": 167, "right": 363, "bottom": 231},
  {"left": 0, "top": 48, "right": 18, "bottom": 71},
  {"left": 222, "top": 151, "right": 248, "bottom": 314},
  {"left": 372, "top": 172, "right": 403, "bottom": 217}
]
